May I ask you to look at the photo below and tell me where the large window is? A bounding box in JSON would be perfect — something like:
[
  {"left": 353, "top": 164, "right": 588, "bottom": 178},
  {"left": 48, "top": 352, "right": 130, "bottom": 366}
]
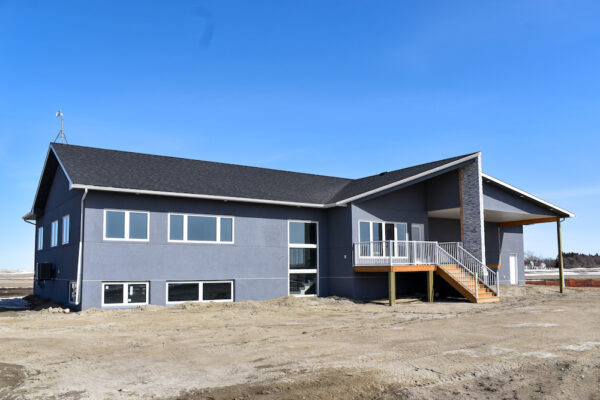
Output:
[
  {"left": 102, "top": 282, "right": 148, "bottom": 306},
  {"left": 166, "top": 281, "right": 233, "bottom": 303},
  {"left": 288, "top": 221, "right": 317, "bottom": 296},
  {"left": 103, "top": 210, "right": 149, "bottom": 241},
  {"left": 37, "top": 227, "right": 43, "bottom": 250},
  {"left": 168, "top": 214, "right": 234, "bottom": 244},
  {"left": 51, "top": 220, "right": 59, "bottom": 247},
  {"left": 62, "top": 215, "right": 70, "bottom": 245},
  {"left": 358, "top": 220, "right": 408, "bottom": 257}
]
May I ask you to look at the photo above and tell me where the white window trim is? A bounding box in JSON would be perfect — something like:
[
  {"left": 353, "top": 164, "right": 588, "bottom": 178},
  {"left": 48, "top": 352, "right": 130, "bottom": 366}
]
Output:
[
  {"left": 37, "top": 227, "right": 44, "bottom": 250},
  {"left": 358, "top": 220, "right": 409, "bottom": 259},
  {"left": 50, "top": 220, "right": 59, "bottom": 247},
  {"left": 62, "top": 214, "right": 70, "bottom": 245},
  {"left": 68, "top": 281, "right": 77, "bottom": 304},
  {"left": 165, "top": 280, "right": 234, "bottom": 304},
  {"left": 103, "top": 209, "right": 150, "bottom": 242},
  {"left": 101, "top": 282, "right": 149, "bottom": 307},
  {"left": 287, "top": 220, "right": 319, "bottom": 297},
  {"left": 167, "top": 213, "right": 234, "bottom": 244}
]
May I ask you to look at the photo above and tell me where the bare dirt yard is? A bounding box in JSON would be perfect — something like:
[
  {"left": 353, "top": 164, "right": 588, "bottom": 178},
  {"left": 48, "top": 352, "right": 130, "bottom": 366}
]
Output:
[{"left": 1, "top": 285, "right": 599, "bottom": 400}]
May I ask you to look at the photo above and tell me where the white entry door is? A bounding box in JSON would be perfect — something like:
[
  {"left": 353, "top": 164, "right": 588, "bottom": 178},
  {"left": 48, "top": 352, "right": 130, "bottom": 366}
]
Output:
[{"left": 509, "top": 254, "right": 518, "bottom": 285}]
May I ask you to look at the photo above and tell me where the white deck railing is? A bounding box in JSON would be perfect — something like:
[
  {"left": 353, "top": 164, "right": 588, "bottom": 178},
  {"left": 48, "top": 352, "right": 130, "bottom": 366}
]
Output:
[{"left": 353, "top": 240, "right": 499, "bottom": 298}]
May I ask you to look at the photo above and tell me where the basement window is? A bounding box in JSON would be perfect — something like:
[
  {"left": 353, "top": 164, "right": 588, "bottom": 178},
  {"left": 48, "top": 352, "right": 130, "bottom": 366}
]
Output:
[
  {"left": 102, "top": 282, "right": 148, "bottom": 306},
  {"left": 103, "top": 210, "right": 149, "bottom": 241},
  {"left": 168, "top": 214, "right": 234, "bottom": 244},
  {"left": 166, "top": 281, "right": 233, "bottom": 304},
  {"left": 69, "top": 281, "right": 77, "bottom": 304}
]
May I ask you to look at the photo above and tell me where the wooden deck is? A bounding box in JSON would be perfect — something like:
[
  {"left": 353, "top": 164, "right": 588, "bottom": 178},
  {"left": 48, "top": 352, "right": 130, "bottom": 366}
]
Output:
[{"left": 353, "top": 264, "right": 437, "bottom": 273}]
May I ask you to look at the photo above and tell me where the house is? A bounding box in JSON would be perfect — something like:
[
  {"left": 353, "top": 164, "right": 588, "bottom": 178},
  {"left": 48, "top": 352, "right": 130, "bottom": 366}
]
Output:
[{"left": 23, "top": 143, "right": 574, "bottom": 310}]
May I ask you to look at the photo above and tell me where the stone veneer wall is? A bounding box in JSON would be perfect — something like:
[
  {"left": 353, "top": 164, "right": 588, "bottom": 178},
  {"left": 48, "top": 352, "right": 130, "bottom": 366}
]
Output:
[{"left": 460, "top": 154, "right": 486, "bottom": 264}]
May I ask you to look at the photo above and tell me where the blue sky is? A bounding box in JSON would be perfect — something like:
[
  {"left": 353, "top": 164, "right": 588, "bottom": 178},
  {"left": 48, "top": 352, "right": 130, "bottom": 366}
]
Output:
[{"left": 1, "top": 1, "right": 598, "bottom": 269}]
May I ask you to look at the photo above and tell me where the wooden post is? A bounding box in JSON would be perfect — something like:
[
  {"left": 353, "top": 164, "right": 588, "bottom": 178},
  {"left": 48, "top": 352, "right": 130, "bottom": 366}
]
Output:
[
  {"left": 557, "top": 219, "right": 565, "bottom": 293},
  {"left": 389, "top": 270, "right": 396, "bottom": 306},
  {"left": 427, "top": 271, "right": 434, "bottom": 302}
]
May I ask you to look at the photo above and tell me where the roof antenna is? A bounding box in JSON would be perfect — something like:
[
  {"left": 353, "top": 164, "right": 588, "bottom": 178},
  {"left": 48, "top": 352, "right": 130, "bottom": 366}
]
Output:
[{"left": 54, "top": 110, "right": 68, "bottom": 144}]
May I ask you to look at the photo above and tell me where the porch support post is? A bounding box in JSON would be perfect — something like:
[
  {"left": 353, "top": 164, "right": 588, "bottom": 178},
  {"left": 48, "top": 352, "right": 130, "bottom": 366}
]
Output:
[
  {"left": 557, "top": 219, "right": 565, "bottom": 293},
  {"left": 389, "top": 270, "right": 396, "bottom": 306},
  {"left": 427, "top": 270, "right": 434, "bottom": 302}
]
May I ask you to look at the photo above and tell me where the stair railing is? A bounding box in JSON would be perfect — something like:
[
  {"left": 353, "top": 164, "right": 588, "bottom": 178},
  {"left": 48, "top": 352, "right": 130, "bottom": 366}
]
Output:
[{"left": 438, "top": 242, "right": 499, "bottom": 296}]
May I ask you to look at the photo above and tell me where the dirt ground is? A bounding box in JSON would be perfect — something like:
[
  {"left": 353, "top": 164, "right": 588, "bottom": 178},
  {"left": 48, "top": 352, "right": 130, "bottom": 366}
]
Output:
[{"left": 1, "top": 285, "right": 599, "bottom": 400}]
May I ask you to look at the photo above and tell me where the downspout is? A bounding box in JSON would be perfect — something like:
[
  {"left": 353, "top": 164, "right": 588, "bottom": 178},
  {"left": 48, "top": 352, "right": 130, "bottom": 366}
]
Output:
[{"left": 76, "top": 188, "right": 88, "bottom": 305}]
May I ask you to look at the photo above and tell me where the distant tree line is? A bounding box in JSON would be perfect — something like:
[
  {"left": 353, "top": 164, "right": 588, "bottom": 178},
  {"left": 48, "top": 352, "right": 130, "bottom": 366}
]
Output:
[{"left": 525, "top": 251, "right": 600, "bottom": 269}]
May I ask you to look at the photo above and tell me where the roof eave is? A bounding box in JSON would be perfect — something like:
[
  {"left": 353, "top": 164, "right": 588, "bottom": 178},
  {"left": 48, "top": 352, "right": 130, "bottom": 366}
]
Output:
[{"left": 482, "top": 173, "right": 575, "bottom": 218}]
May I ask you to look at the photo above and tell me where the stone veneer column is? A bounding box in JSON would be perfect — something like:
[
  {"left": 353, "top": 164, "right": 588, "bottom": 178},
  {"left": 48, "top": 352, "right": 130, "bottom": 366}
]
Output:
[{"left": 459, "top": 154, "right": 486, "bottom": 265}]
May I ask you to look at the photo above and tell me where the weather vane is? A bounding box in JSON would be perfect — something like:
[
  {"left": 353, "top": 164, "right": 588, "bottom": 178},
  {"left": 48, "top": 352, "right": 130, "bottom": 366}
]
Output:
[{"left": 54, "top": 110, "right": 68, "bottom": 143}]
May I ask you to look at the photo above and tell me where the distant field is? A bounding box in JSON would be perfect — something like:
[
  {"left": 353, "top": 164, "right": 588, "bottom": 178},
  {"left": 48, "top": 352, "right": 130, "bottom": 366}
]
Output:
[{"left": 0, "top": 270, "right": 33, "bottom": 298}]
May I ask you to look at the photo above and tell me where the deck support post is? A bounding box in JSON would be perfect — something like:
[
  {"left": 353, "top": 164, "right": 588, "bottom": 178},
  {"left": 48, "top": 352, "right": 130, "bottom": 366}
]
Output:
[
  {"left": 427, "top": 270, "right": 434, "bottom": 302},
  {"left": 557, "top": 219, "right": 565, "bottom": 293},
  {"left": 388, "top": 270, "right": 396, "bottom": 306}
]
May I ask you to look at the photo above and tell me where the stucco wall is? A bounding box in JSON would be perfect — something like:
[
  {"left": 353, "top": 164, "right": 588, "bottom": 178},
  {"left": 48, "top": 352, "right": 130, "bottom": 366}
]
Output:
[
  {"left": 425, "top": 170, "right": 460, "bottom": 212},
  {"left": 80, "top": 192, "right": 331, "bottom": 309},
  {"left": 428, "top": 218, "right": 461, "bottom": 243},
  {"left": 33, "top": 166, "right": 82, "bottom": 307},
  {"left": 498, "top": 225, "right": 525, "bottom": 285}
]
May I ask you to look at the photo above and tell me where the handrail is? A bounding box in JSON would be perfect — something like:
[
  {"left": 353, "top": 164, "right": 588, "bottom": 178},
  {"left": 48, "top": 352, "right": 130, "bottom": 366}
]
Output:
[{"left": 354, "top": 240, "right": 500, "bottom": 298}]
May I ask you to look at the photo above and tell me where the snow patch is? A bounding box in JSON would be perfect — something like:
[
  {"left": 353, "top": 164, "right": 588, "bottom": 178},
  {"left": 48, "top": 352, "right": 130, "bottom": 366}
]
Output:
[
  {"left": 562, "top": 342, "right": 600, "bottom": 352},
  {"left": 506, "top": 323, "right": 559, "bottom": 328},
  {"left": 522, "top": 351, "right": 558, "bottom": 359},
  {"left": 442, "top": 349, "right": 478, "bottom": 357}
]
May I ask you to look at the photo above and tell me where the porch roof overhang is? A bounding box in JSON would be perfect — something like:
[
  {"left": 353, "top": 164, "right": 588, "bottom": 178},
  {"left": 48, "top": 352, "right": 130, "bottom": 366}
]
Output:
[{"left": 428, "top": 208, "right": 561, "bottom": 226}]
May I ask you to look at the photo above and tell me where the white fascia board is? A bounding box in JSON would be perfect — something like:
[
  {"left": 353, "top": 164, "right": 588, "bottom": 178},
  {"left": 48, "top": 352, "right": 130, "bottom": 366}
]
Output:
[
  {"left": 334, "top": 153, "right": 481, "bottom": 205},
  {"left": 70, "top": 184, "right": 340, "bottom": 209},
  {"left": 24, "top": 144, "right": 76, "bottom": 221},
  {"left": 482, "top": 173, "right": 575, "bottom": 218}
]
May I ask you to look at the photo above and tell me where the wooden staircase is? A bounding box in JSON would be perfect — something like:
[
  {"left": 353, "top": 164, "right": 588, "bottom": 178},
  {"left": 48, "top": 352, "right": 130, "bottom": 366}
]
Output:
[{"left": 436, "top": 264, "right": 500, "bottom": 303}]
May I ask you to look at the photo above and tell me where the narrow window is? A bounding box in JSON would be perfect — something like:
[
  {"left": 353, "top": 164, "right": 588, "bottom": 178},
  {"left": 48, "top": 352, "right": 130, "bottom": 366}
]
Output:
[
  {"left": 202, "top": 282, "right": 233, "bottom": 301},
  {"left": 167, "top": 282, "right": 200, "bottom": 303},
  {"left": 169, "top": 214, "right": 184, "bottom": 240},
  {"left": 62, "top": 215, "right": 70, "bottom": 244},
  {"left": 37, "top": 227, "right": 43, "bottom": 250},
  {"left": 288, "top": 221, "right": 318, "bottom": 296},
  {"left": 69, "top": 281, "right": 77, "bottom": 304},
  {"left": 219, "top": 217, "right": 233, "bottom": 242},
  {"left": 51, "top": 220, "right": 59, "bottom": 247}
]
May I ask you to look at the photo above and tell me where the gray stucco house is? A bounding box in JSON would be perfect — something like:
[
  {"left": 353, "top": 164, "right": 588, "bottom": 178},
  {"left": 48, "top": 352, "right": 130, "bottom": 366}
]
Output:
[{"left": 24, "top": 143, "right": 574, "bottom": 310}]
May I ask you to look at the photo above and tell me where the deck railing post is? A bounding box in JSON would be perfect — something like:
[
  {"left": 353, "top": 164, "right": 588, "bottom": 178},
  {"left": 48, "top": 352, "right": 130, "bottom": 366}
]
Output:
[{"left": 475, "top": 272, "right": 478, "bottom": 299}]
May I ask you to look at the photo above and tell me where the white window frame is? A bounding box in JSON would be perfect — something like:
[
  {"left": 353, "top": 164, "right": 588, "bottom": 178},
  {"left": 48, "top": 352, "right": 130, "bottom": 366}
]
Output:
[
  {"left": 37, "top": 227, "right": 44, "bottom": 250},
  {"left": 50, "top": 220, "right": 59, "bottom": 247},
  {"left": 62, "top": 215, "right": 70, "bottom": 245},
  {"left": 68, "top": 281, "right": 77, "bottom": 304},
  {"left": 358, "top": 220, "right": 408, "bottom": 259},
  {"left": 287, "top": 220, "right": 318, "bottom": 297},
  {"left": 101, "top": 282, "right": 149, "bottom": 307},
  {"left": 167, "top": 213, "right": 234, "bottom": 244},
  {"left": 165, "top": 280, "right": 234, "bottom": 304},
  {"left": 103, "top": 209, "right": 150, "bottom": 242}
]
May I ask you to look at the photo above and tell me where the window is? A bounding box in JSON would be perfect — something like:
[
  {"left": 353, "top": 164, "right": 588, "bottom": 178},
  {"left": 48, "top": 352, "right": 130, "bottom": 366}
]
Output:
[
  {"left": 37, "top": 227, "right": 43, "bottom": 250},
  {"left": 358, "top": 220, "right": 408, "bottom": 257},
  {"left": 102, "top": 282, "right": 148, "bottom": 306},
  {"left": 288, "top": 221, "right": 318, "bottom": 296},
  {"left": 168, "top": 214, "right": 234, "bottom": 244},
  {"left": 51, "top": 220, "right": 59, "bottom": 247},
  {"left": 166, "top": 281, "right": 233, "bottom": 303},
  {"left": 69, "top": 281, "right": 77, "bottom": 304},
  {"left": 103, "top": 210, "right": 149, "bottom": 241},
  {"left": 62, "top": 215, "right": 70, "bottom": 244}
]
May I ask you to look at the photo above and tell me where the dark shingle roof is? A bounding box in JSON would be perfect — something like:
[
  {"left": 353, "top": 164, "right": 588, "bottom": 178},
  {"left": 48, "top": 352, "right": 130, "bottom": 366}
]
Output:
[{"left": 51, "top": 143, "right": 477, "bottom": 206}]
